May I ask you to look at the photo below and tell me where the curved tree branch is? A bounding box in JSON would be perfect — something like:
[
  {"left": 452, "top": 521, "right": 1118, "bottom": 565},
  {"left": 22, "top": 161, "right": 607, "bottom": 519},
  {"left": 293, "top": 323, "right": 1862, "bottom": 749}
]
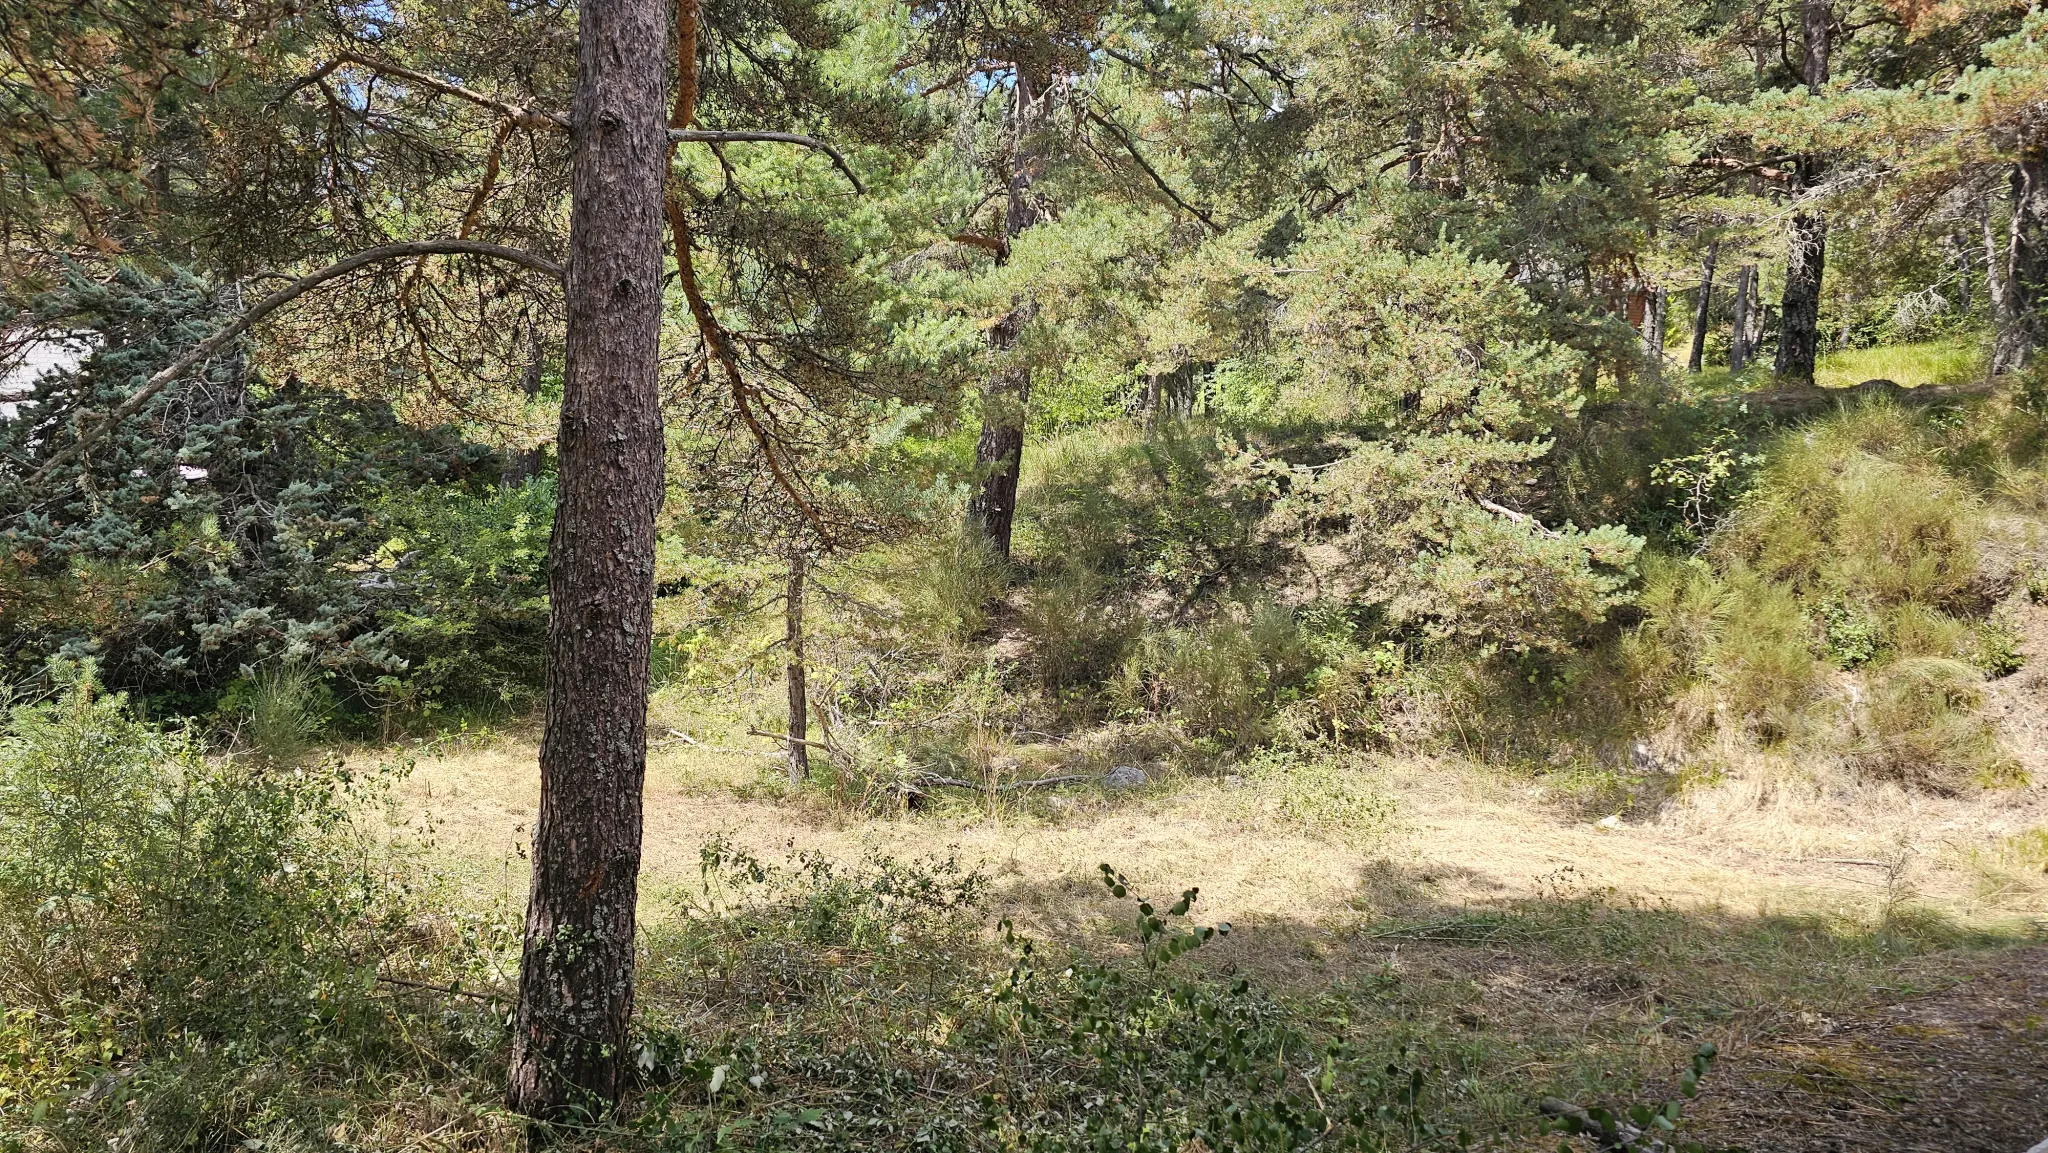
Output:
[
  {"left": 321, "top": 53, "right": 863, "bottom": 193},
  {"left": 23, "top": 239, "right": 564, "bottom": 486},
  {"left": 667, "top": 129, "right": 864, "bottom": 193},
  {"left": 1082, "top": 107, "right": 1220, "bottom": 233},
  {"left": 333, "top": 51, "right": 567, "bottom": 129}
]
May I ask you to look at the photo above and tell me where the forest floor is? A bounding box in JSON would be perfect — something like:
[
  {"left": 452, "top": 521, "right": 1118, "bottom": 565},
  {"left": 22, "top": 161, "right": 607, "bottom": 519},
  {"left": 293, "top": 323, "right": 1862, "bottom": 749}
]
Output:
[
  {"left": 360, "top": 708, "right": 2048, "bottom": 1150},
  {"left": 1691, "top": 943, "right": 2048, "bottom": 1152}
]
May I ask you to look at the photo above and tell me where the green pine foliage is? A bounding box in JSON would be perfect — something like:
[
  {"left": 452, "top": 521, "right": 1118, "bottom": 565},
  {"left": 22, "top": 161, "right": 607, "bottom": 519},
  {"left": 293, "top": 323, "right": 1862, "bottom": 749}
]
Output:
[{"left": 0, "top": 269, "right": 548, "bottom": 722}]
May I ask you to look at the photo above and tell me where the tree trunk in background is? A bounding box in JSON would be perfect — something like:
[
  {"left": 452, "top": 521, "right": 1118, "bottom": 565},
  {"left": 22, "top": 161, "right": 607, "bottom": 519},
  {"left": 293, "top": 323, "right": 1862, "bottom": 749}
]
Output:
[
  {"left": 1994, "top": 153, "right": 2048, "bottom": 374},
  {"left": 1642, "top": 288, "right": 1665, "bottom": 372},
  {"left": 784, "top": 551, "right": 808, "bottom": 783},
  {"left": 965, "top": 66, "right": 1046, "bottom": 563},
  {"left": 1776, "top": 203, "right": 1826, "bottom": 383},
  {"left": 501, "top": 323, "right": 547, "bottom": 486},
  {"left": 1730, "top": 264, "right": 1756, "bottom": 371},
  {"left": 1775, "top": 0, "right": 1830, "bottom": 384},
  {"left": 1687, "top": 243, "right": 1717, "bottom": 373},
  {"left": 507, "top": 0, "right": 668, "bottom": 1119}
]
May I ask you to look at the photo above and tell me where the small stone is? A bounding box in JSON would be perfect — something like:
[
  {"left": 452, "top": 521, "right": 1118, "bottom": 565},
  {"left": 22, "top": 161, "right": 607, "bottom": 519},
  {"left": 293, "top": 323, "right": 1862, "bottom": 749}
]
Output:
[
  {"left": 1595, "top": 814, "right": 1621, "bottom": 830},
  {"left": 1103, "top": 764, "right": 1148, "bottom": 789}
]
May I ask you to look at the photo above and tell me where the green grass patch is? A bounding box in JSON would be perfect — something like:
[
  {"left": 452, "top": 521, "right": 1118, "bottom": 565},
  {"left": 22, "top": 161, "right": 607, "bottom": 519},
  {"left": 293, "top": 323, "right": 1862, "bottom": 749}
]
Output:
[{"left": 1815, "top": 339, "right": 1983, "bottom": 390}]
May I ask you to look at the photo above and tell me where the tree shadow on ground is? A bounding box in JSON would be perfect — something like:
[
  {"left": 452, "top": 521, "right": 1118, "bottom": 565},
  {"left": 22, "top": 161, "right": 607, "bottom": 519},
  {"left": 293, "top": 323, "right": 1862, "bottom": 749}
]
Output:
[{"left": 985, "top": 855, "right": 2045, "bottom": 1152}]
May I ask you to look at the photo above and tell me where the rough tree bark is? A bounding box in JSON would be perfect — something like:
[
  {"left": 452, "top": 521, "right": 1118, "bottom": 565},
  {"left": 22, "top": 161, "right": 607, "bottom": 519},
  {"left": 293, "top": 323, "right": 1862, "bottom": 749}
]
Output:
[
  {"left": 964, "top": 65, "right": 1047, "bottom": 563},
  {"left": 1687, "top": 243, "right": 1717, "bottom": 374},
  {"left": 1730, "top": 264, "right": 1757, "bottom": 372},
  {"left": 784, "top": 550, "right": 809, "bottom": 783},
  {"left": 1774, "top": 0, "right": 1830, "bottom": 384},
  {"left": 506, "top": 0, "right": 668, "bottom": 1119},
  {"left": 1991, "top": 153, "right": 2048, "bottom": 374}
]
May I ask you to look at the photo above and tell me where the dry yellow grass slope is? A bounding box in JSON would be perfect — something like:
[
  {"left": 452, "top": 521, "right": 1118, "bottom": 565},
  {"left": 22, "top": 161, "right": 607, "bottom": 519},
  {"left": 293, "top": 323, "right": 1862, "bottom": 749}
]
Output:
[{"left": 367, "top": 722, "right": 2048, "bottom": 952}]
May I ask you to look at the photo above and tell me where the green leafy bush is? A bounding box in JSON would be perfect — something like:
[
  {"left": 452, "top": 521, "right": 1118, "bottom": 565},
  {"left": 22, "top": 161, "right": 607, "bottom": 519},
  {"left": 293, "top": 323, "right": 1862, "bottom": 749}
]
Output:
[
  {"left": 0, "top": 661, "right": 465, "bottom": 1146},
  {"left": 1020, "top": 423, "right": 1270, "bottom": 598},
  {"left": 223, "top": 660, "right": 332, "bottom": 765},
  {"left": 369, "top": 479, "right": 554, "bottom": 720},
  {"left": 885, "top": 529, "right": 1009, "bottom": 644},
  {"left": 1112, "top": 607, "right": 1321, "bottom": 745},
  {"left": 1023, "top": 563, "right": 1143, "bottom": 693},
  {"left": 1630, "top": 559, "right": 1828, "bottom": 742}
]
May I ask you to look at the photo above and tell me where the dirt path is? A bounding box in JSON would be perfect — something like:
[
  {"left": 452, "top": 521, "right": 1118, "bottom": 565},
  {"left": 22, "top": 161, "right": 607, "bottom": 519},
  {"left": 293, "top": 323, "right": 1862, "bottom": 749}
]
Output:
[{"left": 1692, "top": 946, "right": 2048, "bottom": 1152}]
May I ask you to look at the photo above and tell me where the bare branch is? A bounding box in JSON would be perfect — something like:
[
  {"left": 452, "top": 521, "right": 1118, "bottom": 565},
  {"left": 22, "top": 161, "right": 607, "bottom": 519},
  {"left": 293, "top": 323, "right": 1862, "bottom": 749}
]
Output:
[
  {"left": 1687, "top": 156, "right": 1794, "bottom": 181},
  {"left": 1082, "top": 107, "right": 1220, "bottom": 233},
  {"left": 23, "top": 240, "right": 564, "bottom": 486},
  {"left": 668, "top": 129, "right": 864, "bottom": 193},
  {"left": 333, "top": 51, "right": 567, "bottom": 130},
  {"left": 1475, "top": 496, "right": 1561, "bottom": 538},
  {"left": 949, "top": 231, "right": 1008, "bottom": 256},
  {"left": 666, "top": 198, "right": 838, "bottom": 544}
]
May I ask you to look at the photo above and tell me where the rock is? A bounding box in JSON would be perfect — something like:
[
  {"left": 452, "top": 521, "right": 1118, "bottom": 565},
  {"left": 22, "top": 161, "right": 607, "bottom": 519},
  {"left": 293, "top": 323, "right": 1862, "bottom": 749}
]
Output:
[
  {"left": 1103, "top": 764, "right": 1148, "bottom": 789},
  {"left": 1595, "top": 814, "right": 1621, "bottom": 830}
]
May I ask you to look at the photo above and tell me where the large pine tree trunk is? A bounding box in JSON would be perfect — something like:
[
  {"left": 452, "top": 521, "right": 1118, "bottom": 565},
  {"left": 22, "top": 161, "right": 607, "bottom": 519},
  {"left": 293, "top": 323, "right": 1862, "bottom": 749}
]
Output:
[
  {"left": 1687, "top": 243, "right": 1717, "bottom": 373},
  {"left": 784, "top": 550, "right": 809, "bottom": 783},
  {"left": 1730, "top": 264, "right": 1756, "bottom": 371},
  {"left": 507, "top": 0, "right": 668, "bottom": 1118},
  {"left": 965, "top": 67, "right": 1046, "bottom": 563},
  {"left": 1774, "top": 0, "right": 1830, "bottom": 384},
  {"left": 1775, "top": 203, "right": 1826, "bottom": 383}
]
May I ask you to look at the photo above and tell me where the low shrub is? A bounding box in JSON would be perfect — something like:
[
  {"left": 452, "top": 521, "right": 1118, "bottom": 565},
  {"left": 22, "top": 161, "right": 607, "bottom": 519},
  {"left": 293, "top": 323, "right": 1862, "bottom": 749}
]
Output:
[
  {"left": 0, "top": 661, "right": 482, "bottom": 1150},
  {"left": 1634, "top": 561, "right": 1828, "bottom": 743},
  {"left": 220, "top": 660, "right": 332, "bottom": 765},
  {"left": 1853, "top": 657, "right": 2018, "bottom": 791},
  {"left": 1019, "top": 423, "right": 1270, "bottom": 598},
  {"left": 1716, "top": 404, "right": 1982, "bottom": 611},
  {"left": 1024, "top": 563, "right": 1143, "bottom": 694},
  {"left": 886, "top": 530, "right": 1009, "bottom": 644}
]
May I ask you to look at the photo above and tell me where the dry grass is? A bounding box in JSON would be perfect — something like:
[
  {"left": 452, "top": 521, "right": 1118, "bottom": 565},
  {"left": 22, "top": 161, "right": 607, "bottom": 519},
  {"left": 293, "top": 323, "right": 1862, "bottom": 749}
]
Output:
[
  {"left": 330, "top": 691, "right": 2048, "bottom": 1151},
  {"left": 366, "top": 709, "right": 2048, "bottom": 951}
]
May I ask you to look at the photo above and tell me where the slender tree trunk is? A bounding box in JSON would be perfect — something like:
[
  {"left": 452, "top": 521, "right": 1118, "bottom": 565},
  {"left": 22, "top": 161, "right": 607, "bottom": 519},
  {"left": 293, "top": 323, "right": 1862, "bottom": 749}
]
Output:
[
  {"left": 965, "top": 66, "right": 1047, "bottom": 563},
  {"left": 1642, "top": 287, "right": 1665, "bottom": 372},
  {"left": 502, "top": 322, "right": 547, "bottom": 486},
  {"left": 1775, "top": 0, "right": 1830, "bottom": 384},
  {"left": 1404, "top": 15, "right": 1424, "bottom": 185},
  {"left": 507, "top": 0, "right": 668, "bottom": 1119},
  {"left": 1730, "top": 264, "right": 1756, "bottom": 372},
  {"left": 1143, "top": 371, "right": 1163, "bottom": 430},
  {"left": 1687, "top": 243, "right": 1717, "bottom": 373},
  {"left": 784, "top": 551, "right": 808, "bottom": 783},
  {"left": 1986, "top": 190, "right": 2024, "bottom": 374}
]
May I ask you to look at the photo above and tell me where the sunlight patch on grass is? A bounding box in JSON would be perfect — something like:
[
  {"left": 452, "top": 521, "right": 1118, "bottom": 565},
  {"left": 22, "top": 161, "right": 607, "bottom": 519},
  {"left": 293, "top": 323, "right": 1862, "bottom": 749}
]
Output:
[{"left": 1816, "top": 340, "right": 1983, "bottom": 390}]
